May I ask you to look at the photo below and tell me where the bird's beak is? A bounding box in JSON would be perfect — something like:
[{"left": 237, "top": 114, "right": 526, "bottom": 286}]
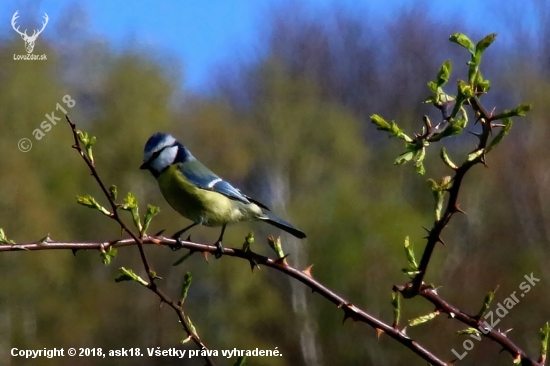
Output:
[{"left": 139, "top": 161, "right": 148, "bottom": 170}]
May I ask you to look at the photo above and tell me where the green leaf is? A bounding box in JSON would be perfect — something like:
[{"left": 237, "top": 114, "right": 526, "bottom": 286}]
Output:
[
  {"left": 115, "top": 267, "right": 148, "bottom": 286},
  {"left": 434, "top": 192, "right": 444, "bottom": 222},
  {"left": 449, "top": 90, "right": 468, "bottom": 120},
  {"left": 428, "top": 177, "right": 449, "bottom": 222},
  {"left": 540, "top": 322, "right": 550, "bottom": 364},
  {"left": 475, "top": 70, "right": 491, "bottom": 93},
  {"left": 468, "top": 65, "right": 478, "bottom": 87},
  {"left": 370, "top": 114, "right": 413, "bottom": 142},
  {"left": 436, "top": 60, "right": 452, "bottom": 88},
  {"left": 467, "top": 149, "right": 484, "bottom": 162},
  {"left": 449, "top": 33, "right": 475, "bottom": 56},
  {"left": 121, "top": 192, "right": 142, "bottom": 231},
  {"left": 457, "top": 328, "right": 482, "bottom": 336},
  {"left": 86, "top": 146, "right": 95, "bottom": 164},
  {"left": 148, "top": 270, "right": 162, "bottom": 280},
  {"left": 391, "top": 292, "right": 401, "bottom": 327},
  {"left": 142, "top": 204, "right": 160, "bottom": 235},
  {"left": 233, "top": 356, "right": 246, "bottom": 366},
  {"left": 475, "top": 33, "right": 497, "bottom": 55},
  {"left": 180, "top": 271, "right": 192, "bottom": 304},
  {"left": 242, "top": 232, "right": 254, "bottom": 251},
  {"left": 427, "top": 178, "right": 440, "bottom": 191},
  {"left": 76, "top": 195, "right": 111, "bottom": 216},
  {"left": 76, "top": 131, "right": 97, "bottom": 149},
  {"left": 121, "top": 192, "right": 138, "bottom": 209},
  {"left": 440, "top": 147, "right": 458, "bottom": 170},
  {"left": 431, "top": 91, "right": 455, "bottom": 107},
  {"left": 455, "top": 113, "right": 468, "bottom": 130},
  {"left": 108, "top": 185, "right": 118, "bottom": 201},
  {"left": 403, "top": 236, "right": 418, "bottom": 270},
  {"left": 477, "top": 79, "right": 490, "bottom": 93},
  {"left": 184, "top": 314, "right": 198, "bottom": 335},
  {"left": 76, "top": 131, "right": 97, "bottom": 163},
  {"left": 76, "top": 130, "right": 89, "bottom": 145},
  {"left": 76, "top": 194, "right": 96, "bottom": 208},
  {"left": 408, "top": 311, "right": 440, "bottom": 327},
  {"left": 402, "top": 269, "right": 421, "bottom": 276},
  {"left": 491, "top": 104, "right": 531, "bottom": 120},
  {"left": 268, "top": 235, "right": 285, "bottom": 259},
  {"left": 88, "top": 136, "right": 97, "bottom": 147},
  {"left": 440, "top": 175, "right": 452, "bottom": 190},
  {"left": 413, "top": 147, "right": 426, "bottom": 175},
  {"left": 115, "top": 267, "right": 136, "bottom": 282},
  {"left": 512, "top": 103, "right": 532, "bottom": 116},
  {"left": 394, "top": 151, "right": 414, "bottom": 165},
  {"left": 370, "top": 114, "right": 391, "bottom": 130},
  {"left": 486, "top": 118, "right": 513, "bottom": 152},
  {"left": 0, "top": 228, "right": 15, "bottom": 244},
  {"left": 424, "top": 95, "right": 436, "bottom": 105},
  {"left": 477, "top": 285, "right": 499, "bottom": 317},
  {"left": 100, "top": 246, "right": 117, "bottom": 266},
  {"left": 458, "top": 80, "right": 474, "bottom": 99}
]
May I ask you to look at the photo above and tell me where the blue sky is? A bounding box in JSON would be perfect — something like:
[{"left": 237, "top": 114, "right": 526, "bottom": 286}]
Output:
[{"left": 1, "top": 0, "right": 532, "bottom": 92}]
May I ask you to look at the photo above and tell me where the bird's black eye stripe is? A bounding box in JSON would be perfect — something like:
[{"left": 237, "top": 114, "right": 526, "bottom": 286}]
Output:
[
  {"left": 145, "top": 142, "right": 178, "bottom": 165},
  {"left": 147, "top": 148, "right": 165, "bottom": 164}
]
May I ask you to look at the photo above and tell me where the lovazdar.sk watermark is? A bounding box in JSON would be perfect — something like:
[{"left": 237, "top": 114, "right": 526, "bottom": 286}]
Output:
[
  {"left": 11, "top": 10, "right": 48, "bottom": 60},
  {"left": 451, "top": 272, "right": 540, "bottom": 360}
]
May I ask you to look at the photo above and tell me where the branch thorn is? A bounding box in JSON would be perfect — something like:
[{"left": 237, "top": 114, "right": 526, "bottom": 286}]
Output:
[
  {"left": 452, "top": 204, "right": 467, "bottom": 215},
  {"left": 303, "top": 264, "right": 314, "bottom": 277}
]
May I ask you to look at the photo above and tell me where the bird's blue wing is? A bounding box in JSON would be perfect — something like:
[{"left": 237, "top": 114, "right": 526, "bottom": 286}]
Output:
[{"left": 178, "top": 159, "right": 251, "bottom": 204}]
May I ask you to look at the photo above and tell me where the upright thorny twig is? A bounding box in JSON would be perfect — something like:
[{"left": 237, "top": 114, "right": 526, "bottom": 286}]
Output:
[
  {"left": 373, "top": 33, "right": 547, "bottom": 365},
  {"left": 67, "top": 116, "right": 215, "bottom": 366}
]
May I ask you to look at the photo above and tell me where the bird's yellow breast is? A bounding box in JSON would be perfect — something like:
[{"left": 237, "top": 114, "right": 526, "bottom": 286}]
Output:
[{"left": 156, "top": 165, "right": 262, "bottom": 226}]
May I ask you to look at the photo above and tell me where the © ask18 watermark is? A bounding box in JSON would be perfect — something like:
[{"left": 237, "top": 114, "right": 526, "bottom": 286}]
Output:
[
  {"left": 18, "top": 95, "right": 76, "bottom": 152},
  {"left": 451, "top": 272, "right": 540, "bottom": 360}
]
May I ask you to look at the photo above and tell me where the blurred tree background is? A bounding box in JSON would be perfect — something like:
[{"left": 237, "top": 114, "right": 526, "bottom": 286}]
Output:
[{"left": 0, "top": 1, "right": 549, "bottom": 365}]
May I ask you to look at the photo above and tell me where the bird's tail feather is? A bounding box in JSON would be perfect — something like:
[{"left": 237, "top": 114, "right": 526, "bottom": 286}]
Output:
[{"left": 261, "top": 211, "right": 306, "bottom": 239}]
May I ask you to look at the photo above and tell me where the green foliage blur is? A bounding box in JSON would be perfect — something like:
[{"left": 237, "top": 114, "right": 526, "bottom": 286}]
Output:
[{"left": 1, "top": 3, "right": 550, "bottom": 366}]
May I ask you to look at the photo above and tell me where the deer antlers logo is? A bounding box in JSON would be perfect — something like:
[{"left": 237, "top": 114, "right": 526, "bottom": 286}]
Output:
[{"left": 11, "top": 11, "right": 49, "bottom": 54}]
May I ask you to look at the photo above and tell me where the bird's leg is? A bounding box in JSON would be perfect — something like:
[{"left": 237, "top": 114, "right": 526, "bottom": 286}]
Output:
[
  {"left": 214, "top": 225, "right": 226, "bottom": 259},
  {"left": 171, "top": 222, "right": 199, "bottom": 250}
]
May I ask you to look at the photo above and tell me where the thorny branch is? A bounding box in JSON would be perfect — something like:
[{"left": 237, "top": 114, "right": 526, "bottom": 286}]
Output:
[
  {"left": 408, "top": 97, "right": 494, "bottom": 296},
  {"left": 3, "top": 235, "right": 544, "bottom": 365},
  {"left": 419, "top": 287, "right": 541, "bottom": 366},
  {"left": 0, "top": 237, "right": 449, "bottom": 366},
  {"left": 392, "top": 73, "right": 543, "bottom": 365},
  {"left": 66, "top": 116, "right": 215, "bottom": 366}
]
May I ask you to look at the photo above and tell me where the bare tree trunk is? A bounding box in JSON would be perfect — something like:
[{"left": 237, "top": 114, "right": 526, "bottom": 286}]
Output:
[{"left": 269, "top": 168, "right": 321, "bottom": 366}]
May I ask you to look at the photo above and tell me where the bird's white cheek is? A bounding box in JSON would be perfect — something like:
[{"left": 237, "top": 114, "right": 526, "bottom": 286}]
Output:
[{"left": 150, "top": 146, "right": 178, "bottom": 173}]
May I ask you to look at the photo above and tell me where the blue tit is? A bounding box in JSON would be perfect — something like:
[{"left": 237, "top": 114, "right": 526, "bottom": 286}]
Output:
[{"left": 140, "top": 132, "right": 306, "bottom": 257}]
